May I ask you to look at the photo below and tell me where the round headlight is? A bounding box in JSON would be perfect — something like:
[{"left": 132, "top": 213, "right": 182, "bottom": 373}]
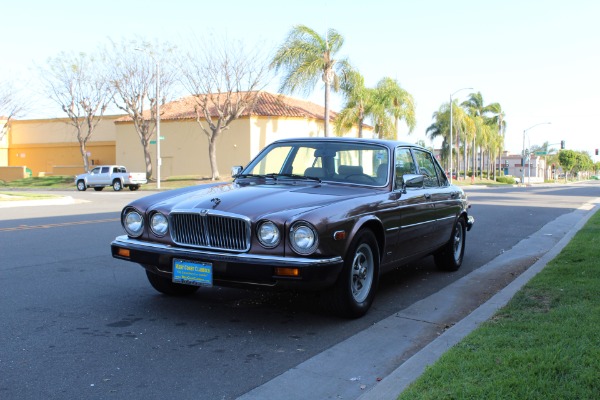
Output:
[
  {"left": 150, "top": 212, "right": 168, "bottom": 236},
  {"left": 257, "top": 221, "right": 280, "bottom": 248},
  {"left": 290, "top": 223, "right": 318, "bottom": 255},
  {"left": 123, "top": 209, "right": 144, "bottom": 237}
]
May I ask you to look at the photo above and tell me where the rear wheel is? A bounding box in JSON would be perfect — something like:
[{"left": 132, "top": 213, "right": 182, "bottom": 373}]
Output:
[
  {"left": 76, "top": 180, "right": 86, "bottom": 191},
  {"left": 322, "top": 229, "right": 379, "bottom": 318},
  {"left": 112, "top": 180, "right": 122, "bottom": 191},
  {"left": 434, "top": 217, "right": 466, "bottom": 271},
  {"left": 146, "top": 271, "right": 199, "bottom": 296}
]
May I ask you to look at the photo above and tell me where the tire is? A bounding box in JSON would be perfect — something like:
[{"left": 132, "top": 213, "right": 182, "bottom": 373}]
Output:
[
  {"left": 434, "top": 217, "right": 466, "bottom": 271},
  {"left": 93, "top": 187, "right": 104, "bottom": 191},
  {"left": 128, "top": 185, "right": 140, "bottom": 191},
  {"left": 76, "top": 180, "right": 87, "bottom": 191},
  {"left": 146, "top": 271, "right": 199, "bottom": 296},
  {"left": 322, "top": 230, "right": 379, "bottom": 318},
  {"left": 112, "top": 180, "right": 122, "bottom": 191}
]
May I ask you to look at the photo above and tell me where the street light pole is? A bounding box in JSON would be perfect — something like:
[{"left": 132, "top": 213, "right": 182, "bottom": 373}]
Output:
[
  {"left": 449, "top": 87, "right": 472, "bottom": 183},
  {"left": 521, "top": 122, "right": 551, "bottom": 186}
]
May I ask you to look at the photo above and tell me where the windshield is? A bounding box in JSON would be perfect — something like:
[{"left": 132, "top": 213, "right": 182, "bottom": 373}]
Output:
[{"left": 242, "top": 141, "right": 390, "bottom": 187}]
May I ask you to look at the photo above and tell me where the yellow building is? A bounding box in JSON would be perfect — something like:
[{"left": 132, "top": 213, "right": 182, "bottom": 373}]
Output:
[
  {"left": 3, "top": 116, "right": 119, "bottom": 179},
  {"left": 2, "top": 92, "right": 369, "bottom": 181},
  {"left": 1, "top": 117, "right": 8, "bottom": 167}
]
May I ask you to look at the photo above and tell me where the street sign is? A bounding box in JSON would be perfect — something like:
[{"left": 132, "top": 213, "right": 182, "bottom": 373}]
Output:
[
  {"left": 150, "top": 137, "right": 165, "bottom": 144},
  {"left": 535, "top": 151, "right": 547, "bottom": 155}
]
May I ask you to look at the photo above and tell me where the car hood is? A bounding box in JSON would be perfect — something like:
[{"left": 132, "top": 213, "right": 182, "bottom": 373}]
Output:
[{"left": 149, "top": 181, "right": 376, "bottom": 220}]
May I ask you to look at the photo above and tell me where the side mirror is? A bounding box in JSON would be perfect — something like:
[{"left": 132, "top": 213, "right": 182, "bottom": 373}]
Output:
[
  {"left": 231, "top": 166, "right": 243, "bottom": 178},
  {"left": 402, "top": 174, "right": 424, "bottom": 192}
]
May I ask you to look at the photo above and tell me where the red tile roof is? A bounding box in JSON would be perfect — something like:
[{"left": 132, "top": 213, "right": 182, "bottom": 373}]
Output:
[{"left": 116, "top": 91, "right": 335, "bottom": 122}]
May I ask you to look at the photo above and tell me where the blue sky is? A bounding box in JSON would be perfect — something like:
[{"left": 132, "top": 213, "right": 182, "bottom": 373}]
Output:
[{"left": 2, "top": 0, "right": 598, "bottom": 156}]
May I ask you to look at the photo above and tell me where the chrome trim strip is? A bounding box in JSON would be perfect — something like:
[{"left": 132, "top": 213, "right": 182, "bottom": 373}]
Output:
[
  {"left": 112, "top": 235, "right": 343, "bottom": 266},
  {"left": 401, "top": 220, "right": 435, "bottom": 229}
]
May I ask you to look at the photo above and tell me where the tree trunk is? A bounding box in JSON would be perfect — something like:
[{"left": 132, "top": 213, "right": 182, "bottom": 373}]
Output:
[
  {"left": 79, "top": 141, "right": 90, "bottom": 172},
  {"left": 480, "top": 147, "right": 484, "bottom": 179},
  {"left": 463, "top": 139, "right": 468, "bottom": 180},
  {"left": 324, "top": 80, "right": 330, "bottom": 137},
  {"left": 208, "top": 137, "right": 219, "bottom": 180},
  {"left": 142, "top": 141, "right": 153, "bottom": 181},
  {"left": 472, "top": 137, "right": 476, "bottom": 183}
]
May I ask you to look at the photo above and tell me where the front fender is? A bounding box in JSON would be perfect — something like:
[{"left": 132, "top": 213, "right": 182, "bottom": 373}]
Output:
[{"left": 337, "top": 215, "right": 385, "bottom": 262}]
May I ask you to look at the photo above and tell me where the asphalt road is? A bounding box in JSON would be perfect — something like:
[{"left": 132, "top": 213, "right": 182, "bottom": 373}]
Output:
[{"left": 1, "top": 182, "right": 599, "bottom": 399}]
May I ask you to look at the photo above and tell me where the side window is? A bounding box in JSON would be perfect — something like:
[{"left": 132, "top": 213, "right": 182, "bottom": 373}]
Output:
[
  {"left": 90, "top": 167, "right": 101, "bottom": 174},
  {"left": 394, "top": 147, "right": 416, "bottom": 190},
  {"left": 433, "top": 158, "right": 449, "bottom": 186},
  {"left": 413, "top": 150, "right": 440, "bottom": 188},
  {"left": 101, "top": 167, "right": 109, "bottom": 174}
]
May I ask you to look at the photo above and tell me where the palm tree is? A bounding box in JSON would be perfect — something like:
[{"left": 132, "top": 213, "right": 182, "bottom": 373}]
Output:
[
  {"left": 489, "top": 108, "right": 506, "bottom": 180},
  {"left": 334, "top": 69, "right": 372, "bottom": 137},
  {"left": 426, "top": 105, "right": 451, "bottom": 168},
  {"left": 335, "top": 72, "right": 416, "bottom": 140},
  {"left": 270, "top": 25, "right": 350, "bottom": 137},
  {"left": 462, "top": 92, "right": 502, "bottom": 180},
  {"left": 375, "top": 77, "right": 416, "bottom": 140}
]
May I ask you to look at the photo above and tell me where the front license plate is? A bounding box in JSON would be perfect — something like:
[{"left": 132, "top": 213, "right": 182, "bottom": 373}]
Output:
[{"left": 172, "top": 259, "right": 213, "bottom": 287}]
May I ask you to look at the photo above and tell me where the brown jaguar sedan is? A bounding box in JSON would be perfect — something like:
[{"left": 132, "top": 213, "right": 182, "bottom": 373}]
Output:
[{"left": 111, "top": 137, "right": 474, "bottom": 318}]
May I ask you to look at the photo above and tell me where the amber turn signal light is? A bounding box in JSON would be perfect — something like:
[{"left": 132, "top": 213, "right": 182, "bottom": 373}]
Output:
[
  {"left": 275, "top": 267, "right": 299, "bottom": 277},
  {"left": 117, "top": 248, "right": 131, "bottom": 258},
  {"left": 333, "top": 230, "right": 346, "bottom": 240}
]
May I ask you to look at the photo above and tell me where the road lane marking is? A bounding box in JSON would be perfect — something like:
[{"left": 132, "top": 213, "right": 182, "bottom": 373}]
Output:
[{"left": 0, "top": 218, "right": 119, "bottom": 232}]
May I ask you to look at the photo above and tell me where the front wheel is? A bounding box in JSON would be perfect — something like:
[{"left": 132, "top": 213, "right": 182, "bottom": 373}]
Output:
[
  {"left": 76, "top": 180, "right": 86, "bottom": 191},
  {"left": 322, "top": 230, "right": 379, "bottom": 318},
  {"left": 434, "top": 217, "right": 466, "bottom": 271},
  {"left": 146, "top": 271, "right": 199, "bottom": 296},
  {"left": 112, "top": 180, "right": 122, "bottom": 191}
]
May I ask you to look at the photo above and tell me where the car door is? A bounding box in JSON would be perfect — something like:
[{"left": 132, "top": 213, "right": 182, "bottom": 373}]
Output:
[
  {"left": 391, "top": 147, "right": 436, "bottom": 263},
  {"left": 87, "top": 167, "right": 102, "bottom": 185},
  {"left": 412, "top": 149, "right": 459, "bottom": 248}
]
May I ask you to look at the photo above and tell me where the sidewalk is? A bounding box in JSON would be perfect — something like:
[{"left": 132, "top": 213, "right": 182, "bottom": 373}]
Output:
[
  {"left": 238, "top": 199, "right": 599, "bottom": 400},
  {"left": 0, "top": 194, "right": 78, "bottom": 208}
]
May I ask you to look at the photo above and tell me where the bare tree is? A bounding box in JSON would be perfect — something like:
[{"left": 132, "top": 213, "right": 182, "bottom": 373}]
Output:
[
  {"left": 39, "top": 51, "right": 114, "bottom": 171},
  {"left": 178, "top": 36, "right": 270, "bottom": 180},
  {"left": 0, "top": 81, "right": 27, "bottom": 143},
  {"left": 106, "top": 38, "right": 177, "bottom": 181}
]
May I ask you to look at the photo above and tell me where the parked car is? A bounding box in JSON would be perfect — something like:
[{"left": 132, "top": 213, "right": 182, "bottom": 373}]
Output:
[
  {"left": 111, "top": 138, "right": 474, "bottom": 317},
  {"left": 75, "top": 165, "right": 147, "bottom": 191}
]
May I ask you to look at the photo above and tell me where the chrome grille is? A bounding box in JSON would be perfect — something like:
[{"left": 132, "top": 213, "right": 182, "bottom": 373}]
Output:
[{"left": 170, "top": 211, "right": 250, "bottom": 252}]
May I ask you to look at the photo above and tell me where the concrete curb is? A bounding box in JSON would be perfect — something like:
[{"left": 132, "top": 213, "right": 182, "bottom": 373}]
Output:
[{"left": 357, "top": 200, "right": 599, "bottom": 399}]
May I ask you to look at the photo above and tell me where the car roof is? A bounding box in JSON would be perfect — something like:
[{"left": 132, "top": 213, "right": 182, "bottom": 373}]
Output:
[{"left": 269, "top": 137, "right": 426, "bottom": 152}]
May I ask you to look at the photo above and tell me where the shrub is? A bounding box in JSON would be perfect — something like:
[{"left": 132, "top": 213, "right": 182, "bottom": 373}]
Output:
[{"left": 496, "top": 176, "right": 516, "bottom": 184}]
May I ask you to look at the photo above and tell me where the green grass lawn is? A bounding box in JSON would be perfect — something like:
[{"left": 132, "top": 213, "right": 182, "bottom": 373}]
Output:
[
  {"left": 399, "top": 210, "right": 600, "bottom": 399},
  {"left": 0, "top": 175, "right": 221, "bottom": 191}
]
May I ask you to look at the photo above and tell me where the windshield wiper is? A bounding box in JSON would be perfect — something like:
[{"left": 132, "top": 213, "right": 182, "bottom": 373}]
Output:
[
  {"left": 266, "top": 173, "right": 321, "bottom": 183},
  {"left": 235, "top": 173, "right": 276, "bottom": 180}
]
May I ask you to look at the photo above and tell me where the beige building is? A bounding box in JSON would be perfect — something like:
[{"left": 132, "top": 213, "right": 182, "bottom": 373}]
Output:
[{"left": 1, "top": 92, "right": 369, "bottom": 182}]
